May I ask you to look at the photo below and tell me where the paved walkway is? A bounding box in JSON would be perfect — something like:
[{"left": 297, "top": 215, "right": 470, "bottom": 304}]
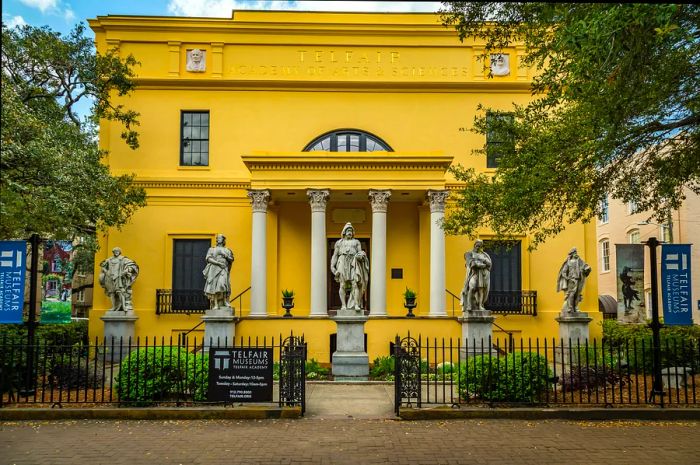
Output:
[
  {"left": 306, "top": 382, "right": 395, "bottom": 419},
  {"left": 2, "top": 418, "right": 697, "bottom": 464},
  {"left": 1, "top": 384, "right": 698, "bottom": 464}
]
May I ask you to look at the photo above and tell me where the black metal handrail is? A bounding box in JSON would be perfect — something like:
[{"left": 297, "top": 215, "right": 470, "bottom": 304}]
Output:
[
  {"left": 446, "top": 289, "right": 537, "bottom": 316},
  {"left": 156, "top": 287, "right": 251, "bottom": 315}
]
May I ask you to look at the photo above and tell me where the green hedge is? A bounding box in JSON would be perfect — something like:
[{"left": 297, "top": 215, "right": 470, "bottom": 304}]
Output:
[
  {"left": 602, "top": 320, "right": 700, "bottom": 371},
  {"left": 458, "top": 352, "right": 552, "bottom": 403},
  {"left": 115, "top": 347, "right": 208, "bottom": 405}
]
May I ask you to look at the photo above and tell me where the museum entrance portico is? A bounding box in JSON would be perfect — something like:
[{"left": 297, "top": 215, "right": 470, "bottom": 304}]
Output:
[{"left": 242, "top": 152, "right": 453, "bottom": 318}]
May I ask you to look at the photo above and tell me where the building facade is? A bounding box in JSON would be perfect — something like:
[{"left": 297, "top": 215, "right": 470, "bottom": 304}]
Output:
[
  {"left": 88, "top": 11, "right": 600, "bottom": 362},
  {"left": 597, "top": 188, "right": 700, "bottom": 324}
]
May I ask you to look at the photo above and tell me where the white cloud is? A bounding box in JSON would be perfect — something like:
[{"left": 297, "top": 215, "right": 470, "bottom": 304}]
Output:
[
  {"left": 167, "top": 0, "right": 441, "bottom": 17},
  {"left": 19, "top": 0, "right": 59, "bottom": 13},
  {"left": 5, "top": 15, "right": 28, "bottom": 28},
  {"left": 63, "top": 8, "right": 75, "bottom": 22}
]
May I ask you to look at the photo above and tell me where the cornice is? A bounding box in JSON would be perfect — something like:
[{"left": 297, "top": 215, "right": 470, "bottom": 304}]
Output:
[
  {"left": 241, "top": 153, "right": 453, "bottom": 172},
  {"left": 134, "top": 179, "right": 251, "bottom": 189},
  {"left": 133, "top": 78, "right": 532, "bottom": 93}
]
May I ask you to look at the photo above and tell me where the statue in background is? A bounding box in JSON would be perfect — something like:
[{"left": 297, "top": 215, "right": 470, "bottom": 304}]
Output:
[
  {"left": 557, "top": 247, "right": 592, "bottom": 314},
  {"left": 203, "top": 234, "right": 234, "bottom": 310},
  {"left": 461, "top": 240, "right": 492, "bottom": 313},
  {"left": 99, "top": 247, "right": 139, "bottom": 312},
  {"left": 331, "top": 223, "right": 369, "bottom": 311}
]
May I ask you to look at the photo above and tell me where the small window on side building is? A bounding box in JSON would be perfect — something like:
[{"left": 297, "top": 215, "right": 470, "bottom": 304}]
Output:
[{"left": 181, "top": 111, "right": 210, "bottom": 166}]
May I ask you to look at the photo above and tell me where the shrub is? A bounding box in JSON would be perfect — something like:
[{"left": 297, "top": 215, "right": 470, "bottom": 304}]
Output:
[
  {"left": 115, "top": 347, "right": 208, "bottom": 405},
  {"left": 458, "top": 352, "right": 552, "bottom": 403},
  {"left": 559, "top": 364, "right": 629, "bottom": 394},
  {"left": 370, "top": 356, "right": 395, "bottom": 380},
  {"left": 602, "top": 320, "right": 700, "bottom": 371},
  {"left": 305, "top": 358, "right": 329, "bottom": 380},
  {"left": 48, "top": 352, "right": 104, "bottom": 389}
]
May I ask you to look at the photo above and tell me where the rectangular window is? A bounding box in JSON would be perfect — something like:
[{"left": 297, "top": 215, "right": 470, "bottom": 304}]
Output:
[
  {"left": 600, "top": 240, "right": 610, "bottom": 272},
  {"left": 483, "top": 240, "right": 522, "bottom": 311},
  {"left": 628, "top": 229, "right": 640, "bottom": 244},
  {"left": 172, "top": 239, "right": 211, "bottom": 310},
  {"left": 599, "top": 197, "right": 609, "bottom": 224},
  {"left": 660, "top": 223, "right": 672, "bottom": 243},
  {"left": 486, "top": 112, "right": 514, "bottom": 168},
  {"left": 76, "top": 289, "right": 85, "bottom": 303},
  {"left": 180, "top": 111, "right": 210, "bottom": 166},
  {"left": 627, "top": 200, "right": 638, "bottom": 215}
]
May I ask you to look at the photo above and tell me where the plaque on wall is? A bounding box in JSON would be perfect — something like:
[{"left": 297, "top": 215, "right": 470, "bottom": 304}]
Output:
[{"left": 332, "top": 208, "right": 366, "bottom": 224}]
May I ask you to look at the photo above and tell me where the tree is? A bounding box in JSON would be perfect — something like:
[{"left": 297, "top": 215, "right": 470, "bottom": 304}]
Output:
[
  {"left": 0, "top": 23, "right": 146, "bottom": 245},
  {"left": 440, "top": 3, "right": 699, "bottom": 246}
]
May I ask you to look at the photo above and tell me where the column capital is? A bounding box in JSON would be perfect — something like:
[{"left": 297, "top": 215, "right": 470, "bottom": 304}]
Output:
[
  {"left": 368, "top": 189, "right": 392, "bottom": 213},
  {"left": 307, "top": 188, "right": 330, "bottom": 213},
  {"left": 247, "top": 189, "right": 271, "bottom": 213},
  {"left": 426, "top": 189, "right": 449, "bottom": 213}
]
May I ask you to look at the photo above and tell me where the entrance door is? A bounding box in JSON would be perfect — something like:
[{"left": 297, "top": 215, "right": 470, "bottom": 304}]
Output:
[{"left": 327, "top": 238, "right": 370, "bottom": 312}]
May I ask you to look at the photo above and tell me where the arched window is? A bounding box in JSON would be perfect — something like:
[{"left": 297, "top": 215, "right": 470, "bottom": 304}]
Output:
[{"left": 304, "top": 129, "right": 392, "bottom": 152}]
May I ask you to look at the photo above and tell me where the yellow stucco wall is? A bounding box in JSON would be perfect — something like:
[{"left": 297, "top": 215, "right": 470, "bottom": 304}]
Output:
[{"left": 88, "top": 11, "right": 601, "bottom": 363}]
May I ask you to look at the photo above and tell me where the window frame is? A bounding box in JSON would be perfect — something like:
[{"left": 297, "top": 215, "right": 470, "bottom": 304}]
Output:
[
  {"left": 628, "top": 229, "right": 640, "bottom": 244},
  {"left": 600, "top": 239, "right": 610, "bottom": 272},
  {"left": 303, "top": 129, "right": 393, "bottom": 152},
  {"left": 180, "top": 110, "right": 210, "bottom": 166},
  {"left": 486, "top": 112, "right": 515, "bottom": 168},
  {"left": 599, "top": 196, "right": 609, "bottom": 224}
]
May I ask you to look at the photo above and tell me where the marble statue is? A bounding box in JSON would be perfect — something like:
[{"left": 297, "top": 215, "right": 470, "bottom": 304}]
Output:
[
  {"left": 490, "top": 53, "right": 510, "bottom": 76},
  {"left": 99, "top": 247, "right": 139, "bottom": 312},
  {"left": 203, "top": 234, "right": 234, "bottom": 310},
  {"left": 556, "top": 247, "right": 592, "bottom": 314},
  {"left": 330, "top": 223, "right": 369, "bottom": 311},
  {"left": 461, "top": 240, "right": 492, "bottom": 313},
  {"left": 186, "top": 48, "right": 206, "bottom": 72}
]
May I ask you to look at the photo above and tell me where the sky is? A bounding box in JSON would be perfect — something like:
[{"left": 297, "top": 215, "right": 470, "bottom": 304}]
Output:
[{"left": 2, "top": 0, "right": 443, "bottom": 35}]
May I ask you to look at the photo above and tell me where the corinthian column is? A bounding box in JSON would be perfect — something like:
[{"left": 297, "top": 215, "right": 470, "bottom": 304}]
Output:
[
  {"left": 368, "top": 189, "right": 391, "bottom": 316},
  {"left": 247, "top": 189, "right": 270, "bottom": 317},
  {"left": 427, "top": 190, "right": 449, "bottom": 317},
  {"left": 307, "top": 189, "right": 330, "bottom": 317}
]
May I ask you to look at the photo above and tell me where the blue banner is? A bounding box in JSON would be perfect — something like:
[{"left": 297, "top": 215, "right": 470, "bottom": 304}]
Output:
[
  {"left": 661, "top": 244, "right": 693, "bottom": 325},
  {"left": 0, "top": 241, "right": 27, "bottom": 324}
]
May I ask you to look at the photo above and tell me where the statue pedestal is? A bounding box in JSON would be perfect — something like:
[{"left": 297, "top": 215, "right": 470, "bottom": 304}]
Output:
[
  {"left": 332, "top": 309, "right": 369, "bottom": 381},
  {"left": 101, "top": 311, "right": 138, "bottom": 363},
  {"left": 458, "top": 310, "right": 496, "bottom": 357},
  {"left": 556, "top": 312, "right": 592, "bottom": 345},
  {"left": 202, "top": 308, "right": 238, "bottom": 348}
]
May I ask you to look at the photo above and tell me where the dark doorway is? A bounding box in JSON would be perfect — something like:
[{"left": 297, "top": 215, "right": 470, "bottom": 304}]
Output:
[
  {"left": 172, "top": 239, "right": 210, "bottom": 311},
  {"left": 327, "top": 237, "right": 370, "bottom": 312}
]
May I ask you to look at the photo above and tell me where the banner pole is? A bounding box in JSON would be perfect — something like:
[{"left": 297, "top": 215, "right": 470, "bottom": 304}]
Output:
[
  {"left": 646, "top": 236, "right": 664, "bottom": 406},
  {"left": 22, "top": 233, "right": 41, "bottom": 396}
]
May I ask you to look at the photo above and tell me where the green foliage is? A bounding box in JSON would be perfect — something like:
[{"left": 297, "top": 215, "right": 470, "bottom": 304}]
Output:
[
  {"left": 403, "top": 287, "right": 416, "bottom": 300},
  {"left": 40, "top": 300, "right": 72, "bottom": 324},
  {"left": 115, "top": 347, "right": 208, "bottom": 405},
  {"left": 0, "top": 320, "right": 88, "bottom": 345},
  {"left": 282, "top": 289, "right": 295, "bottom": 298},
  {"left": 602, "top": 320, "right": 700, "bottom": 371},
  {"left": 458, "top": 352, "right": 552, "bottom": 402},
  {"left": 370, "top": 356, "right": 395, "bottom": 380},
  {"left": 440, "top": 4, "right": 699, "bottom": 247},
  {"left": 1, "top": 23, "right": 146, "bottom": 241},
  {"left": 305, "top": 358, "right": 330, "bottom": 380}
]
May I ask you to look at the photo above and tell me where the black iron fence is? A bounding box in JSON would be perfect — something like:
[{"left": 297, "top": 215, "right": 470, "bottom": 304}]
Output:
[
  {"left": 394, "top": 335, "right": 699, "bottom": 414},
  {"left": 1, "top": 334, "right": 306, "bottom": 414}
]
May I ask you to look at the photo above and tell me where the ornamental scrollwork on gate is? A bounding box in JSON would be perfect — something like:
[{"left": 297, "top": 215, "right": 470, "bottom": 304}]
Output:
[
  {"left": 280, "top": 335, "right": 306, "bottom": 412},
  {"left": 395, "top": 335, "right": 421, "bottom": 410}
]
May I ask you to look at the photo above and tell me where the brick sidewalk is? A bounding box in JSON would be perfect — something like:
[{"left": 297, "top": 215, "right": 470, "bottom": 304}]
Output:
[{"left": 1, "top": 419, "right": 697, "bottom": 465}]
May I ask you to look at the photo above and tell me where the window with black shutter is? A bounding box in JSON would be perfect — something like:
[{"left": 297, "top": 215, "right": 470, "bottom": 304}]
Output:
[
  {"left": 172, "top": 239, "right": 211, "bottom": 311},
  {"left": 486, "top": 112, "right": 514, "bottom": 168},
  {"left": 483, "top": 240, "right": 522, "bottom": 311}
]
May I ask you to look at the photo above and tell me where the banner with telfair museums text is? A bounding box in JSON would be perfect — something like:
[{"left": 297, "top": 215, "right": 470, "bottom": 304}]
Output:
[
  {"left": 0, "top": 240, "right": 27, "bottom": 324},
  {"left": 661, "top": 244, "right": 693, "bottom": 325}
]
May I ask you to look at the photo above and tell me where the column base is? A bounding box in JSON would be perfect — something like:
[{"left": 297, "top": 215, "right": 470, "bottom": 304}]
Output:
[{"left": 101, "top": 311, "right": 138, "bottom": 363}]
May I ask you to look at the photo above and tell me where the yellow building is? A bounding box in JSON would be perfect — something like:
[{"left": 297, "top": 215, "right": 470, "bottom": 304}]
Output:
[{"left": 88, "top": 11, "right": 600, "bottom": 363}]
